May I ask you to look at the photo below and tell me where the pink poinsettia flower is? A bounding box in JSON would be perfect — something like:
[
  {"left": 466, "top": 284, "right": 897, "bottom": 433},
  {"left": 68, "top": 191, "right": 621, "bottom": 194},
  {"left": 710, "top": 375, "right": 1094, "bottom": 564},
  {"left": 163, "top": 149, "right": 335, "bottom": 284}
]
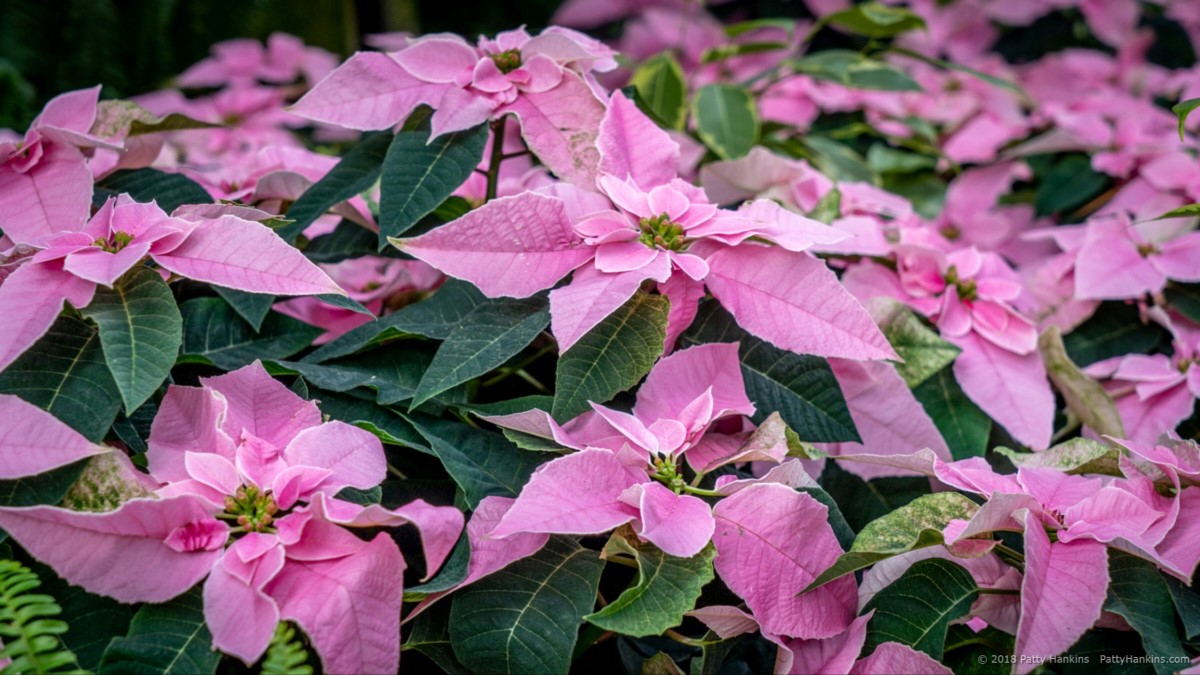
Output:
[
  {"left": 843, "top": 245, "right": 1054, "bottom": 448},
  {"left": 482, "top": 343, "right": 766, "bottom": 557},
  {"left": 395, "top": 92, "right": 896, "bottom": 361},
  {"left": 177, "top": 33, "right": 338, "bottom": 89},
  {"left": 0, "top": 195, "right": 344, "bottom": 372},
  {"left": 0, "top": 362, "right": 464, "bottom": 673},
  {"left": 1074, "top": 212, "right": 1200, "bottom": 300},
  {"left": 292, "top": 26, "right": 616, "bottom": 185},
  {"left": 0, "top": 86, "right": 123, "bottom": 245}
]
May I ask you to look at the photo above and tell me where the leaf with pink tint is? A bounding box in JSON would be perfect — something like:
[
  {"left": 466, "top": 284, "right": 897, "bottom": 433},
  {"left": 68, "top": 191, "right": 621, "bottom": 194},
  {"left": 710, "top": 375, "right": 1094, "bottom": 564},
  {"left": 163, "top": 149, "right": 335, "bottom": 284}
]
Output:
[
  {"left": 282, "top": 421, "right": 386, "bottom": 491},
  {"left": 0, "top": 394, "right": 106, "bottom": 478},
  {"left": 712, "top": 483, "right": 856, "bottom": 639},
  {"left": 820, "top": 359, "right": 951, "bottom": 480},
  {"left": 267, "top": 532, "right": 405, "bottom": 675},
  {"left": 658, "top": 274, "right": 706, "bottom": 351},
  {"left": 1015, "top": 518, "right": 1108, "bottom": 675},
  {"left": 0, "top": 495, "right": 224, "bottom": 602},
  {"left": 394, "top": 192, "right": 592, "bottom": 299},
  {"left": 201, "top": 362, "right": 322, "bottom": 449},
  {"left": 0, "top": 262, "right": 96, "bottom": 372},
  {"left": 634, "top": 342, "right": 754, "bottom": 425},
  {"left": 0, "top": 143, "right": 93, "bottom": 245},
  {"left": 849, "top": 641, "right": 953, "bottom": 675},
  {"left": 289, "top": 52, "right": 444, "bottom": 131},
  {"left": 461, "top": 496, "right": 548, "bottom": 586},
  {"left": 627, "top": 481, "right": 715, "bottom": 558},
  {"left": 549, "top": 266, "right": 647, "bottom": 352},
  {"left": 490, "top": 448, "right": 643, "bottom": 538},
  {"left": 204, "top": 535, "right": 285, "bottom": 664},
  {"left": 704, "top": 245, "right": 898, "bottom": 361},
  {"left": 1154, "top": 488, "right": 1200, "bottom": 580},
  {"left": 686, "top": 606, "right": 760, "bottom": 639},
  {"left": 597, "top": 91, "right": 679, "bottom": 188},
  {"left": 152, "top": 215, "right": 344, "bottom": 296},
  {"left": 948, "top": 332, "right": 1054, "bottom": 450},
  {"left": 500, "top": 71, "right": 604, "bottom": 187},
  {"left": 147, "top": 385, "right": 235, "bottom": 483},
  {"left": 775, "top": 613, "right": 871, "bottom": 675}
]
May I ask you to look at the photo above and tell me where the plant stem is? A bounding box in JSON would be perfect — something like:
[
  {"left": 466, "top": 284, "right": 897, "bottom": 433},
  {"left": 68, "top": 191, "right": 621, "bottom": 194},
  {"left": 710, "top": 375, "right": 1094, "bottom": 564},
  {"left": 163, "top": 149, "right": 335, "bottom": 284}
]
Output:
[{"left": 485, "top": 119, "right": 507, "bottom": 202}]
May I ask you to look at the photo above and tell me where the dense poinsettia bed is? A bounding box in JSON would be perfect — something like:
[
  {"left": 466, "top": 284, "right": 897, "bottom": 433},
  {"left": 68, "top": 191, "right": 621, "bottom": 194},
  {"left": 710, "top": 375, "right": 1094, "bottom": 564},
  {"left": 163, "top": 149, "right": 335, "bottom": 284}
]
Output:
[{"left": 2, "top": 1, "right": 1200, "bottom": 673}]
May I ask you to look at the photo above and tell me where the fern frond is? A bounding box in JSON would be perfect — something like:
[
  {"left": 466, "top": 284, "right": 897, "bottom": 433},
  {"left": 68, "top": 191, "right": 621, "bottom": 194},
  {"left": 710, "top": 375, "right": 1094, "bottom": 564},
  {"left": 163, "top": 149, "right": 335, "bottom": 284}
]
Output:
[
  {"left": 261, "top": 622, "right": 313, "bottom": 675},
  {"left": 0, "top": 559, "right": 81, "bottom": 674}
]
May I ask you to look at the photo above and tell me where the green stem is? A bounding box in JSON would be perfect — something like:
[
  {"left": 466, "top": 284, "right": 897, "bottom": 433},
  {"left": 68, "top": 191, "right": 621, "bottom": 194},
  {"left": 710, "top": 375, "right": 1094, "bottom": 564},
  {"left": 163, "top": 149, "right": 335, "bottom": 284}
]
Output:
[
  {"left": 681, "top": 484, "right": 724, "bottom": 498},
  {"left": 485, "top": 118, "right": 507, "bottom": 202}
]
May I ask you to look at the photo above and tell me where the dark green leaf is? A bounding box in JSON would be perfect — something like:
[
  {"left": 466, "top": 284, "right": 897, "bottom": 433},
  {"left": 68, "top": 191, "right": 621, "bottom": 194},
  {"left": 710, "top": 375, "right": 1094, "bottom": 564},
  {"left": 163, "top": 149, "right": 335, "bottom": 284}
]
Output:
[
  {"left": 28, "top": 557, "right": 133, "bottom": 671},
  {"left": 312, "top": 293, "right": 372, "bottom": 316},
  {"left": 412, "top": 295, "right": 549, "bottom": 408},
  {"left": 819, "top": 462, "right": 931, "bottom": 533},
  {"left": 827, "top": 2, "right": 925, "bottom": 37},
  {"left": 406, "top": 534, "right": 470, "bottom": 597},
  {"left": 379, "top": 124, "right": 487, "bottom": 244},
  {"left": 94, "top": 169, "right": 212, "bottom": 213},
  {"left": 1104, "top": 551, "right": 1190, "bottom": 675},
  {"left": 552, "top": 291, "right": 669, "bottom": 422},
  {"left": 313, "top": 389, "right": 430, "bottom": 451},
  {"left": 1164, "top": 575, "right": 1200, "bottom": 640},
  {"left": 862, "top": 558, "right": 979, "bottom": 660},
  {"left": 303, "top": 220, "right": 401, "bottom": 264},
  {"left": 404, "top": 413, "right": 543, "bottom": 508},
  {"left": 802, "top": 136, "right": 876, "bottom": 183},
  {"left": 586, "top": 534, "right": 715, "bottom": 637},
  {"left": 459, "top": 396, "right": 556, "bottom": 417},
  {"left": 799, "top": 486, "right": 856, "bottom": 551},
  {"left": 0, "top": 459, "right": 88, "bottom": 507},
  {"left": 449, "top": 537, "right": 602, "bottom": 675},
  {"left": 81, "top": 267, "right": 182, "bottom": 411},
  {"left": 1032, "top": 154, "right": 1108, "bottom": 217},
  {"left": 1063, "top": 302, "right": 1165, "bottom": 367},
  {"left": 98, "top": 588, "right": 219, "bottom": 675},
  {"left": 180, "top": 298, "right": 323, "bottom": 370},
  {"left": 1165, "top": 283, "right": 1200, "bottom": 323},
  {"left": 911, "top": 367, "right": 991, "bottom": 460},
  {"left": 682, "top": 302, "right": 860, "bottom": 443},
  {"left": 792, "top": 51, "right": 921, "bottom": 92},
  {"left": 275, "top": 347, "right": 436, "bottom": 405},
  {"left": 0, "top": 315, "right": 120, "bottom": 441},
  {"left": 213, "top": 286, "right": 274, "bottom": 331},
  {"left": 277, "top": 132, "right": 393, "bottom": 241},
  {"left": 404, "top": 599, "right": 471, "bottom": 675},
  {"left": 692, "top": 84, "right": 759, "bottom": 160},
  {"left": 1173, "top": 97, "right": 1200, "bottom": 141},
  {"left": 630, "top": 53, "right": 688, "bottom": 129}
]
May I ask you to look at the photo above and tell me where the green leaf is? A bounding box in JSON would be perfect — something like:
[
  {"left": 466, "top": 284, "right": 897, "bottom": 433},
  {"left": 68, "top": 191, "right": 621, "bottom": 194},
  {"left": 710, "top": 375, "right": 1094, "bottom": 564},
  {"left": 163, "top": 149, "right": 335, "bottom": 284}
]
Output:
[
  {"left": 799, "top": 485, "right": 857, "bottom": 551},
  {"left": 94, "top": 169, "right": 212, "bottom": 213},
  {"left": 274, "top": 347, "right": 437, "bottom": 406},
  {"left": 1165, "top": 283, "right": 1200, "bottom": 323},
  {"left": 827, "top": 2, "right": 925, "bottom": 37},
  {"left": 0, "top": 460, "right": 88, "bottom": 507},
  {"left": 412, "top": 295, "right": 549, "bottom": 408},
  {"left": 180, "top": 298, "right": 323, "bottom": 370},
  {"left": 1164, "top": 575, "right": 1200, "bottom": 640},
  {"left": 380, "top": 124, "right": 488, "bottom": 245},
  {"left": 1063, "top": 302, "right": 1165, "bottom": 367},
  {"left": 98, "top": 587, "right": 219, "bottom": 675},
  {"left": 313, "top": 389, "right": 429, "bottom": 451},
  {"left": 312, "top": 293, "right": 372, "bottom": 316},
  {"left": 911, "top": 367, "right": 991, "bottom": 460},
  {"left": 212, "top": 286, "right": 274, "bottom": 331},
  {"left": 1172, "top": 97, "right": 1200, "bottom": 141},
  {"left": 0, "top": 315, "right": 120, "bottom": 441},
  {"left": 792, "top": 51, "right": 921, "bottom": 92},
  {"left": 1150, "top": 203, "right": 1200, "bottom": 221},
  {"left": 1104, "top": 551, "right": 1190, "bottom": 675},
  {"left": 92, "top": 100, "right": 219, "bottom": 138},
  {"left": 1032, "top": 154, "right": 1108, "bottom": 217},
  {"left": 59, "top": 453, "right": 155, "bottom": 512},
  {"left": 802, "top": 135, "right": 876, "bottom": 183},
  {"left": 862, "top": 558, "right": 979, "bottom": 660},
  {"left": 28, "top": 557, "right": 133, "bottom": 671},
  {"left": 403, "top": 600, "right": 471, "bottom": 675},
  {"left": 1038, "top": 326, "right": 1125, "bottom": 438},
  {"left": 277, "top": 131, "right": 393, "bottom": 241},
  {"left": 692, "top": 84, "right": 760, "bottom": 160},
  {"left": 819, "top": 462, "right": 931, "bottom": 532},
  {"left": 682, "top": 302, "right": 860, "bottom": 443},
  {"left": 406, "top": 534, "right": 470, "bottom": 596},
  {"left": 805, "top": 493, "right": 979, "bottom": 592},
  {"left": 552, "top": 291, "right": 669, "bottom": 422},
  {"left": 81, "top": 267, "right": 182, "bottom": 412},
  {"left": 630, "top": 53, "right": 688, "bottom": 129},
  {"left": 303, "top": 280, "right": 486, "bottom": 363},
  {"left": 874, "top": 301, "right": 959, "bottom": 388},
  {"left": 303, "top": 219, "right": 396, "bottom": 263},
  {"left": 585, "top": 533, "right": 715, "bottom": 637},
  {"left": 449, "top": 536, "right": 603, "bottom": 675},
  {"left": 404, "top": 413, "right": 543, "bottom": 508},
  {"left": 995, "top": 438, "right": 1120, "bottom": 476},
  {"left": 261, "top": 622, "right": 313, "bottom": 675},
  {"left": 866, "top": 144, "right": 938, "bottom": 174}
]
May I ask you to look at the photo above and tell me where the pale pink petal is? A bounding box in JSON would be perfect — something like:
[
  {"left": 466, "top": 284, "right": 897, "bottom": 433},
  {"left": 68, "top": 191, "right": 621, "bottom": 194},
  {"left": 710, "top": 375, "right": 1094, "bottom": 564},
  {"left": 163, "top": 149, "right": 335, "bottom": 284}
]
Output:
[
  {"left": 310, "top": 493, "right": 464, "bottom": 579},
  {"left": 634, "top": 342, "right": 754, "bottom": 425},
  {"left": 204, "top": 539, "right": 284, "bottom": 665},
  {"left": 0, "top": 394, "right": 106, "bottom": 478},
  {"left": 395, "top": 192, "right": 590, "bottom": 299},
  {"left": 948, "top": 332, "right": 1054, "bottom": 449},
  {"left": 1114, "top": 384, "right": 1196, "bottom": 445},
  {"left": 464, "top": 496, "right": 548, "bottom": 586},
  {"left": 0, "top": 262, "right": 94, "bottom": 371},
  {"left": 0, "top": 144, "right": 92, "bottom": 245},
  {"left": 0, "top": 496, "right": 224, "bottom": 602},
  {"left": 705, "top": 246, "right": 898, "bottom": 361},
  {"left": 712, "top": 483, "right": 856, "bottom": 639},
  {"left": 1155, "top": 487, "right": 1200, "bottom": 580},
  {"left": 849, "top": 642, "right": 953, "bottom": 675},
  {"left": 271, "top": 465, "right": 333, "bottom": 510},
  {"left": 690, "top": 200, "right": 848, "bottom": 251},
  {"left": 390, "top": 37, "right": 478, "bottom": 83},
  {"left": 34, "top": 86, "right": 101, "bottom": 136},
  {"left": 595, "top": 241, "right": 660, "bottom": 273},
  {"left": 184, "top": 452, "right": 241, "bottom": 496},
  {"left": 202, "top": 362, "right": 322, "bottom": 449},
  {"left": 658, "top": 274, "right": 706, "bottom": 351},
  {"left": 685, "top": 606, "right": 760, "bottom": 639},
  {"left": 500, "top": 71, "right": 603, "bottom": 187},
  {"left": 490, "top": 449, "right": 643, "bottom": 537},
  {"left": 153, "top": 215, "right": 344, "bottom": 296},
  {"left": 428, "top": 87, "right": 497, "bottom": 138},
  {"left": 1154, "top": 232, "right": 1200, "bottom": 282},
  {"left": 1014, "top": 518, "right": 1108, "bottom": 675},
  {"left": 1075, "top": 221, "right": 1166, "bottom": 299},
  {"left": 549, "top": 266, "right": 646, "bottom": 352},
  {"left": 62, "top": 244, "right": 152, "bottom": 287},
  {"left": 1059, "top": 486, "right": 1164, "bottom": 545},
  {"left": 282, "top": 421, "right": 386, "bottom": 492},
  {"left": 290, "top": 52, "right": 444, "bottom": 131},
  {"left": 597, "top": 91, "right": 680, "bottom": 189},
  {"left": 629, "top": 482, "right": 715, "bottom": 558},
  {"left": 266, "top": 533, "right": 404, "bottom": 675},
  {"left": 778, "top": 613, "right": 871, "bottom": 675},
  {"left": 147, "top": 385, "right": 236, "bottom": 483}
]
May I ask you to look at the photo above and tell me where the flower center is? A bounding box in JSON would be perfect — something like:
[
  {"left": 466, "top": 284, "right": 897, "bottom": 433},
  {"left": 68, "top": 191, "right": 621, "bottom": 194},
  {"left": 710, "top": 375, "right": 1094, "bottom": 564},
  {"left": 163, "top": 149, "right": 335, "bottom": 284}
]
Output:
[
  {"left": 223, "top": 485, "right": 279, "bottom": 533},
  {"left": 638, "top": 213, "right": 687, "bottom": 251},
  {"left": 1137, "top": 243, "right": 1159, "bottom": 257},
  {"left": 944, "top": 265, "right": 978, "bottom": 302},
  {"left": 1179, "top": 358, "right": 1193, "bottom": 374},
  {"left": 650, "top": 456, "right": 686, "bottom": 494},
  {"left": 93, "top": 231, "right": 134, "bottom": 254},
  {"left": 491, "top": 49, "right": 523, "bottom": 74},
  {"left": 939, "top": 224, "right": 962, "bottom": 241}
]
